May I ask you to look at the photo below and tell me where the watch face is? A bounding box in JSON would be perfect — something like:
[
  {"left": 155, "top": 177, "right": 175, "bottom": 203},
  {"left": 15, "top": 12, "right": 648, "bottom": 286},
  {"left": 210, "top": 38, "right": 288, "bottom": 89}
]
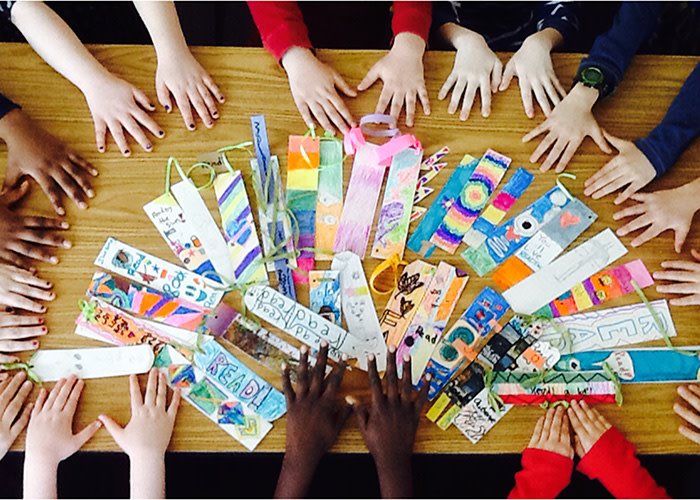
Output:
[{"left": 582, "top": 67, "right": 605, "bottom": 86}]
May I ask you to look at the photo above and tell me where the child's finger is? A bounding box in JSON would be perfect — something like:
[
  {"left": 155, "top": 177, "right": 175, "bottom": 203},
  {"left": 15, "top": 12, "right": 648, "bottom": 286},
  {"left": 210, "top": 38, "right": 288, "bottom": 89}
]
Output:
[
  {"left": 8, "top": 280, "right": 55, "bottom": 301},
  {"left": 9, "top": 266, "right": 52, "bottom": 288},
  {"left": 631, "top": 224, "right": 663, "bottom": 249},
  {"left": 167, "top": 388, "right": 181, "bottom": 419},
  {"left": 131, "top": 108, "right": 164, "bottom": 139},
  {"left": 679, "top": 424, "right": 700, "bottom": 445},
  {"left": 519, "top": 78, "right": 534, "bottom": 119},
  {"left": 32, "top": 387, "right": 47, "bottom": 415},
  {"left": 375, "top": 86, "right": 392, "bottom": 115},
  {"left": 384, "top": 346, "right": 399, "bottom": 403},
  {"left": 560, "top": 411, "right": 571, "bottom": 443},
  {"left": 405, "top": 91, "right": 417, "bottom": 127},
  {"left": 541, "top": 408, "right": 555, "bottom": 441},
  {"left": 389, "top": 92, "right": 403, "bottom": 123},
  {"left": 48, "top": 376, "right": 74, "bottom": 412},
  {"left": 357, "top": 65, "right": 379, "bottom": 92},
  {"left": 491, "top": 59, "right": 503, "bottom": 93},
  {"left": 479, "top": 77, "right": 491, "bottom": 118},
  {"left": 9, "top": 401, "right": 32, "bottom": 441},
  {"left": 414, "top": 374, "right": 430, "bottom": 420},
  {"left": 156, "top": 372, "right": 167, "bottom": 409},
  {"left": 107, "top": 121, "right": 131, "bottom": 157},
  {"left": 72, "top": 419, "right": 102, "bottom": 450},
  {"left": 156, "top": 80, "right": 173, "bottom": 112},
  {"left": 612, "top": 202, "right": 647, "bottom": 222},
  {"left": 174, "top": 92, "right": 196, "bottom": 131},
  {"left": 121, "top": 116, "right": 153, "bottom": 152},
  {"left": 308, "top": 102, "right": 334, "bottom": 134},
  {"left": 347, "top": 396, "right": 369, "bottom": 432},
  {"left": 438, "top": 72, "right": 457, "bottom": 101},
  {"left": 675, "top": 225, "right": 691, "bottom": 253},
  {"left": 551, "top": 406, "right": 564, "bottom": 438},
  {"left": 0, "top": 252, "right": 28, "bottom": 273},
  {"left": 678, "top": 385, "right": 700, "bottom": 413},
  {"left": 574, "top": 434, "right": 585, "bottom": 457},
  {"left": 532, "top": 83, "right": 551, "bottom": 117},
  {"left": 333, "top": 72, "right": 357, "bottom": 98},
  {"left": 97, "top": 414, "right": 123, "bottom": 440},
  {"left": 280, "top": 363, "right": 295, "bottom": 403},
  {"left": 63, "top": 161, "right": 95, "bottom": 200},
  {"left": 447, "top": 77, "right": 466, "bottom": 114},
  {"left": 540, "top": 137, "right": 567, "bottom": 172},
  {"left": 567, "top": 405, "right": 584, "bottom": 436},
  {"left": 203, "top": 76, "right": 225, "bottom": 103},
  {"left": 0, "top": 372, "right": 27, "bottom": 411},
  {"left": 591, "top": 127, "right": 613, "bottom": 154},
  {"left": 64, "top": 378, "right": 85, "bottom": 416},
  {"left": 400, "top": 354, "right": 413, "bottom": 403},
  {"left": 542, "top": 78, "right": 561, "bottom": 108},
  {"left": 674, "top": 402, "right": 700, "bottom": 429},
  {"left": 197, "top": 84, "right": 219, "bottom": 119},
  {"left": 572, "top": 400, "right": 595, "bottom": 430},
  {"left": 324, "top": 354, "right": 348, "bottom": 400},
  {"left": 686, "top": 384, "right": 700, "bottom": 399},
  {"left": 0, "top": 323, "right": 45, "bottom": 340},
  {"left": 552, "top": 74, "right": 567, "bottom": 98},
  {"left": 296, "top": 346, "right": 310, "bottom": 397},
  {"left": 615, "top": 183, "right": 641, "bottom": 205},
  {"left": 367, "top": 354, "right": 385, "bottom": 404},
  {"left": 52, "top": 167, "right": 88, "bottom": 209},
  {"left": 129, "top": 373, "right": 143, "bottom": 409},
  {"left": 308, "top": 341, "right": 329, "bottom": 397},
  {"left": 144, "top": 367, "right": 158, "bottom": 406},
  {"left": 530, "top": 131, "right": 557, "bottom": 165},
  {"left": 459, "top": 82, "right": 478, "bottom": 121},
  {"left": 617, "top": 213, "right": 652, "bottom": 237},
  {"left": 132, "top": 88, "right": 156, "bottom": 112},
  {"left": 528, "top": 416, "right": 545, "bottom": 448},
  {"left": 93, "top": 119, "right": 107, "bottom": 153},
  {"left": 320, "top": 101, "right": 348, "bottom": 135},
  {"left": 418, "top": 86, "right": 430, "bottom": 115},
  {"left": 188, "top": 90, "right": 214, "bottom": 128},
  {"left": 2, "top": 379, "right": 32, "bottom": 424},
  {"left": 499, "top": 60, "right": 515, "bottom": 91},
  {"left": 328, "top": 93, "right": 353, "bottom": 132},
  {"left": 522, "top": 120, "right": 548, "bottom": 143},
  {"left": 34, "top": 175, "right": 66, "bottom": 215},
  {"left": 0, "top": 338, "right": 41, "bottom": 352}
]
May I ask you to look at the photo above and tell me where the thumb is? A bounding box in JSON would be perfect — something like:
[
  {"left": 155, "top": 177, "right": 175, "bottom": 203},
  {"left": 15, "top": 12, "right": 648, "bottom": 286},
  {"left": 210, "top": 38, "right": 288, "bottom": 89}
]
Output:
[
  {"left": 592, "top": 127, "right": 613, "bottom": 154},
  {"left": 601, "top": 129, "right": 626, "bottom": 152},
  {"left": 156, "top": 79, "right": 173, "bottom": 113},
  {"left": 691, "top": 248, "right": 700, "bottom": 263},
  {"left": 97, "top": 414, "right": 123, "bottom": 440},
  {"left": 73, "top": 419, "right": 103, "bottom": 449},
  {"left": 675, "top": 225, "right": 690, "bottom": 253},
  {"left": 346, "top": 395, "right": 369, "bottom": 431},
  {"left": 357, "top": 66, "right": 379, "bottom": 92},
  {"left": 335, "top": 404, "right": 353, "bottom": 430},
  {"left": 1, "top": 180, "right": 30, "bottom": 206},
  {"left": 334, "top": 72, "right": 357, "bottom": 97},
  {"left": 499, "top": 60, "right": 515, "bottom": 91}
]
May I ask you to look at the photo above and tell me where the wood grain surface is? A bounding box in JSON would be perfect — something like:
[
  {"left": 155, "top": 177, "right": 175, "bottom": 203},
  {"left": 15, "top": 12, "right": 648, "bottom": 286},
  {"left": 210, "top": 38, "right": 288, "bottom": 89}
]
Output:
[{"left": 1, "top": 43, "right": 699, "bottom": 454}]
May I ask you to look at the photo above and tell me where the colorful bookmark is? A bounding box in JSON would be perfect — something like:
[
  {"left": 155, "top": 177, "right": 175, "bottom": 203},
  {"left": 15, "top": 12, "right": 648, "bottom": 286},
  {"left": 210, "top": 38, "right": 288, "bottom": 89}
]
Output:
[
  {"left": 410, "top": 206, "right": 427, "bottom": 223},
  {"left": 315, "top": 138, "right": 344, "bottom": 260},
  {"left": 309, "top": 270, "right": 342, "bottom": 326},
  {"left": 415, "top": 163, "right": 446, "bottom": 191},
  {"left": 414, "top": 186, "right": 434, "bottom": 204},
  {"left": 430, "top": 150, "right": 511, "bottom": 254},
  {"left": 462, "top": 167, "right": 534, "bottom": 249},
  {"left": 421, "top": 146, "right": 449, "bottom": 170},
  {"left": 493, "top": 370, "right": 618, "bottom": 405},
  {"left": 453, "top": 387, "right": 512, "bottom": 443}
]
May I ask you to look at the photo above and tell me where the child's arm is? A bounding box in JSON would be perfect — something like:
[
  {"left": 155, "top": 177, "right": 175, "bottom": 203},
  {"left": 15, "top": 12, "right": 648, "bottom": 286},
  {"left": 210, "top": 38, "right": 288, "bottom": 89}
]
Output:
[
  {"left": 275, "top": 341, "right": 350, "bottom": 498},
  {"left": 509, "top": 407, "right": 574, "bottom": 499},
  {"left": 98, "top": 368, "right": 180, "bottom": 499},
  {"left": 0, "top": 371, "right": 33, "bottom": 458},
  {"left": 655, "top": 250, "right": 700, "bottom": 306},
  {"left": 24, "top": 375, "right": 102, "bottom": 499},
  {"left": 674, "top": 384, "right": 700, "bottom": 443},
  {"left": 569, "top": 400, "right": 669, "bottom": 499},
  {"left": 9, "top": 1, "right": 164, "bottom": 156},
  {"left": 347, "top": 348, "right": 429, "bottom": 498},
  {"left": 132, "top": 1, "right": 225, "bottom": 130}
]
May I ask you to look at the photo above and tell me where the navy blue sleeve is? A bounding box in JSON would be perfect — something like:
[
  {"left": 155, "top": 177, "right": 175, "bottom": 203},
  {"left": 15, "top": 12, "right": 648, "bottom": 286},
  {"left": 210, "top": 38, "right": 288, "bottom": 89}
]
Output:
[
  {"left": 536, "top": 1, "right": 581, "bottom": 46},
  {"left": 432, "top": 1, "right": 459, "bottom": 29},
  {"left": 578, "top": 2, "right": 662, "bottom": 99},
  {"left": 634, "top": 62, "right": 700, "bottom": 178},
  {"left": 0, "top": 92, "right": 19, "bottom": 120}
]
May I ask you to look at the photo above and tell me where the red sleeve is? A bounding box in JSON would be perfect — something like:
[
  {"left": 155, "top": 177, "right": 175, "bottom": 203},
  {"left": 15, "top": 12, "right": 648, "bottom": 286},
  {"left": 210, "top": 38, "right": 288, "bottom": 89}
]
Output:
[
  {"left": 508, "top": 448, "right": 573, "bottom": 499},
  {"left": 391, "top": 1, "right": 431, "bottom": 43},
  {"left": 577, "top": 427, "right": 670, "bottom": 499},
  {"left": 247, "top": 1, "right": 312, "bottom": 63}
]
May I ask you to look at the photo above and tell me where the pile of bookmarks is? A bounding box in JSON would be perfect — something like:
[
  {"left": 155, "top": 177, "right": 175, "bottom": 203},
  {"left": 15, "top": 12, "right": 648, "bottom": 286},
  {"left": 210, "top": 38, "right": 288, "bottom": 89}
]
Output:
[{"left": 11, "top": 112, "right": 696, "bottom": 451}]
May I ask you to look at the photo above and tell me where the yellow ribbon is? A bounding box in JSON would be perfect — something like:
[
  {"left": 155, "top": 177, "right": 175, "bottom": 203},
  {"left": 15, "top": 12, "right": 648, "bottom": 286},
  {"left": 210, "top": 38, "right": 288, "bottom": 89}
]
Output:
[{"left": 369, "top": 254, "right": 408, "bottom": 296}]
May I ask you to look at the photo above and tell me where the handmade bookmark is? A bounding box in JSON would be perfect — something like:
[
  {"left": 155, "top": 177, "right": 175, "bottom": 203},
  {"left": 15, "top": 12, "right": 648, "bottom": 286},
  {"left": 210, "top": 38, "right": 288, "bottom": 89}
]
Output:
[
  {"left": 331, "top": 251, "right": 388, "bottom": 371},
  {"left": 410, "top": 206, "right": 427, "bottom": 223},
  {"left": 453, "top": 387, "right": 512, "bottom": 443},
  {"left": 193, "top": 336, "right": 286, "bottom": 421},
  {"left": 94, "top": 238, "right": 224, "bottom": 310},
  {"left": 372, "top": 146, "right": 423, "bottom": 259},
  {"left": 315, "top": 137, "right": 344, "bottom": 260},
  {"left": 503, "top": 229, "right": 628, "bottom": 315},
  {"left": 415, "top": 163, "right": 446, "bottom": 191},
  {"left": 421, "top": 146, "right": 449, "bottom": 170},
  {"left": 493, "top": 370, "right": 618, "bottom": 405},
  {"left": 407, "top": 155, "right": 479, "bottom": 258},
  {"left": 287, "top": 135, "right": 320, "bottom": 283},
  {"left": 537, "top": 259, "right": 654, "bottom": 318},
  {"left": 250, "top": 115, "right": 296, "bottom": 299},
  {"left": 462, "top": 167, "right": 534, "bottom": 249},
  {"left": 414, "top": 186, "right": 434, "bottom": 204},
  {"left": 430, "top": 150, "right": 511, "bottom": 254},
  {"left": 309, "top": 270, "right": 342, "bottom": 326},
  {"left": 492, "top": 198, "right": 597, "bottom": 290},
  {"left": 213, "top": 169, "right": 267, "bottom": 287},
  {"left": 379, "top": 260, "right": 437, "bottom": 348},
  {"left": 30, "top": 345, "right": 154, "bottom": 382},
  {"left": 155, "top": 345, "right": 272, "bottom": 451}
]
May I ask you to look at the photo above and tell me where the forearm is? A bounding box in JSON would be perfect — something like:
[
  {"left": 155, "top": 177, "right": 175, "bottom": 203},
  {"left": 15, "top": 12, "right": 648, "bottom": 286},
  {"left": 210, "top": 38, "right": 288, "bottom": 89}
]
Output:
[
  {"left": 10, "top": 1, "right": 111, "bottom": 93},
  {"left": 565, "top": 82, "right": 600, "bottom": 111},
  {"left": 23, "top": 454, "right": 59, "bottom": 499},
  {"left": 439, "top": 23, "right": 483, "bottom": 51},
  {"left": 0, "top": 107, "right": 24, "bottom": 143},
  {"left": 374, "top": 455, "right": 413, "bottom": 499},
  {"left": 132, "top": 1, "right": 188, "bottom": 58},
  {"left": 129, "top": 452, "right": 166, "bottom": 499},
  {"left": 529, "top": 27, "right": 564, "bottom": 52},
  {"left": 274, "top": 451, "right": 319, "bottom": 498}
]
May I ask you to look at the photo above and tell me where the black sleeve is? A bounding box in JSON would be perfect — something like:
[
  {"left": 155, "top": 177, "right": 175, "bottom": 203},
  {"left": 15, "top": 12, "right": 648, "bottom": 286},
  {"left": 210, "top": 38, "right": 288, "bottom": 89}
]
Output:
[
  {"left": 0, "top": 92, "right": 19, "bottom": 120},
  {"left": 432, "top": 1, "right": 459, "bottom": 29},
  {"left": 0, "top": 1, "right": 16, "bottom": 24},
  {"left": 536, "top": 1, "right": 581, "bottom": 47}
]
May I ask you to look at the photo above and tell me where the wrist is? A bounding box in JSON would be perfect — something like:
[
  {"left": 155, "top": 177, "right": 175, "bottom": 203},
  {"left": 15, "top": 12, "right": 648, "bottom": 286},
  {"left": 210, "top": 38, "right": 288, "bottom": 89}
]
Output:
[
  {"left": 568, "top": 82, "right": 599, "bottom": 109},
  {"left": 531, "top": 27, "right": 563, "bottom": 51},
  {"left": 77, "top": 68, "right": 118, "bottom": 97},
  {"left": 392, "top": 32, "right": 426, "bottom": 55},
  {"left": 154, "top": 38, "right": 190, "bottom": 62},
  {"left": 0, "top": 108, "right": 28, "bottom": 142},
  {"left": 281, "top": 46, "right": 315, "bottom": 72},
  {"left": 25, "top": 449, "right": 61, "bottom": 471},
  {"left": 128, "top": 449, "right": 166, "bottom": 465}
]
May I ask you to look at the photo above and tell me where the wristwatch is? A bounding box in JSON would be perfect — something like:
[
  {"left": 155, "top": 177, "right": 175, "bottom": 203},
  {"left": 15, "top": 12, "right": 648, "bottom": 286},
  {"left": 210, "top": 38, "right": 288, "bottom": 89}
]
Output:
[{"left": 572, "top": 65, "right": 611, "bottom": 98}]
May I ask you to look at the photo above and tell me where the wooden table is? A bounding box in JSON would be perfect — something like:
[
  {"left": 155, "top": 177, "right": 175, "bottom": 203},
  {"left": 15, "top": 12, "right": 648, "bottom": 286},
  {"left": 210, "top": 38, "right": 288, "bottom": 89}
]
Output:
[{"left": 1, "top": 43, "right": 699, "bottom": 454}]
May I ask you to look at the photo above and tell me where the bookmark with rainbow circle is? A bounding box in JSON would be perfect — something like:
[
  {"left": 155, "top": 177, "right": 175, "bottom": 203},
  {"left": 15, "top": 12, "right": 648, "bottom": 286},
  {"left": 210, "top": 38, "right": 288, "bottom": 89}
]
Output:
[{"left": 315, "top": 137, "right": 344, "bottom": 260}]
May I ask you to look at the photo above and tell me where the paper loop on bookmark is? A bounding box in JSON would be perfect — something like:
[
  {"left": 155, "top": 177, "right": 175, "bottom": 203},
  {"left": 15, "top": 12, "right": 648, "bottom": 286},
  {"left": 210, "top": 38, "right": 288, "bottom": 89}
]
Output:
[
  {"left": 343, "top": 127, "right": 366, "bottom": 156},
  {"left": 374, "top": 134, "right": 423, "bottom": 167},
  {"left": 369, "top": 254, "right": 408, "bottom": 296},
  {"left": 556, "top": 172, "right": 577, "bottom": 201},
  {"left": 359, "top": 113, "right": 399, "bottom": 137}
]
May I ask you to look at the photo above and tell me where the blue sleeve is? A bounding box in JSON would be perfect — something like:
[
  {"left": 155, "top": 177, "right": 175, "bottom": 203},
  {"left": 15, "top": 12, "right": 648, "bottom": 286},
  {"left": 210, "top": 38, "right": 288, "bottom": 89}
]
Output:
[
  {"left": 432, "top": 1, "right": 459, "bottom": 29},
  {"left": 536, "top": 1, "right": 581, "bottom": 46},
  {"left": 0, "top": 92, "right": 19, "bottom": 120},
  {"left": 634, "top": 62, "right": 700, "bottom": 178},
  {"left": 578, "top": 1, "right": 662, "bottom": 99}
]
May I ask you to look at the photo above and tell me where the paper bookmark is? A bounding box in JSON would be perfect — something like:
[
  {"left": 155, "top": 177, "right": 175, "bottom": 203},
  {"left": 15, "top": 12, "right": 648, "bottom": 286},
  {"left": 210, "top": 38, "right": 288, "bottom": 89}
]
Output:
[
  {"left": 193, "top": 336, "right": 286, "bottom": 421},
  {"left": 94, "top": 238, "right": 224, "bottom": 310},
  {"left": 414, "top": 186, "right": 434, "bottom": 204},
  {"left": 213, "top": 170, "right": 267, "bottom": 286},
  {"left": 407, "top": 155, "right": 479, "bottom": 258},
  {"left": 492, "top": 198, "right": 597, "bottom": 289},
  {"left": 493, "top": 370, "right": 618, "bottom": 405},
  {"left": 331, "top": 251, "right": 387, "bottom": 370},
  {"left": 155, "top": 345, "right": 272, "bottom": 451},
  {"left": 250, "top": 115, "right": 296, "bottom": 299},
  {"left": 333, "top": 143, "right": 384, "bottom": 259},
  {"left": 372, "top": 147, "right": 423, "bottom": 259},
  {"left": 462, "top": 167, "right": 534, "bottom": 249},
  {"left": 379, "top": 260, "right": 437, "bottom": 347},
  {"left": 420, "top": 287, "right": 509, "bottom": 399},
  {"left": 315, "top": 138, "right": 344, "bottom": 260},
  {"left": 537, "top": 259, "right": 654, "bottom": 318},
  {"left": 410, "top": 206, "right": 427, "bottom": 222},
  {"left": 244, "top": 284, "right": 360, "bottom": 361},
  {"left": 421, "top": 146, "right": 449, "bottom": 170},
  {"left": 30, "top": 345, "right": 154, "bottom": 382},
  {"left": 503, "top": 229, "right": 628, "bottom": 315},
  {"left": 416, "top": 163, "right": 446, "bottom": 191},
  {"left": 453, "top": 387, "right": 512, "bottom": 443},
  {"left": 287, "top": 135, "right": 320, "bottom": 283},
  {"left": 309, "top": 270, "right": 342, "bottom": 326},
  {"left": 430, "top": 150, "right": 511, "bottom": 254},
  {"left": 143, "top": 192, "right": 217, "bottom": 279}
]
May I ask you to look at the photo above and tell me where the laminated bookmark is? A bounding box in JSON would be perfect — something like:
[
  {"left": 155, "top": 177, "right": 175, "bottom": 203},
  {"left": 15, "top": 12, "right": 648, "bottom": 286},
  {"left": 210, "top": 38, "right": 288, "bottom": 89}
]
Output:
[
  {"left": 537, "top": 299, "right": 676, "bottom": 352},
  {"left": 493, "top": 370, "right": 618, "bottom": 405},
  {"left": 453, "top": 387, "right": 512, "bottom": 443},
  {"left": 155, "top": 345, "right": 272, "bottom": 451},
  {"left": 315, "top": 137, "right": 344, "bottom": 260},
  {"left": 430, "top": 149, "right": 511, "bottom": 254},
  {"left": 287, "top": 135, "right": 320, "bottom": 283},
  {"left": 414, "top": 186, "right": 434, "bottom": 204},
  {"left": 407, "top": 155, "right": 479, "bottom": 258},
  {"left": 372, "top": 146, "right": 423, "bottom": 259},
  {"left": 420, "top": 287, "right": 509, "bottom": 399},
  {"left": 331, "top": 251, "right": 387, "bottom": 371},
  {"left": 537, "top": 259, "right": 654, "bottom": 318},
  {"left": 333, "top": 142, "right": 384, "bottom": 259},
  {"left": 94, "top": 238, "right": 224, "bottom": 310},
  {"left": 462, "top": 167, "right": 534, "bottom": 249},
  {"left": 410, "top": 206, "right": 427, "bottom": 223},
  {"left": 393, "top": 262, "right": 469, "bottom": 381},
  {"left": 379, "top": 260, "right": 437, "bottom": 347},
  {"left": 503, "top": 229, "right": 628, "bottom": 315},
  {"left": 244, "top": 284, "right": 360, "bottom": 362},
  {"left": 415, "top": 162, "right": 446, "bottom": 191},
  {"left": 421, "top": 146, "right": 449, "bottom": 170},
  {"left": 309, "top": 270, "right": 342, "bottom": 326},
  {"left": 30, "top": 345, "right": 154, "bottom": 382},
  {"left": 193, "top": 336, "right": 286, "bottom": 421},
  {"left": 493, "top": 198, "right": 597, "bottom": 290},
  {"left": 250, "top": 114, "right": 296, "bottom": 299},
  {"left": 213, "top": 169, "right": 267, "bottom": 287}
]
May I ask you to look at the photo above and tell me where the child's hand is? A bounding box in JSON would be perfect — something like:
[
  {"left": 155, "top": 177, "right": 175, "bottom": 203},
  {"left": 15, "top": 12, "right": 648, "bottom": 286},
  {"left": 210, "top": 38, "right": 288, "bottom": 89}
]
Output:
[
  {"left": 523, "top": 82, "right": 612, "bottom": 172},
  {"left": 499, "top": 29, "right": 566, "bottom": 118},
  {"left": 359, "top": 32, "right": 430, "bottom": 127},
  {"left": 282, "top": 47, "right": 356, "bottom": 134},
  {"left": 654, "top": 249, "right": 700, "bottom": 306},
  {"left": 613, "top": 183, "right": 699, "bottom": 252},
  {"left": 98, "top": 368, "right": 180, "bottom": 459},
  {"left": 0, "top": 307, "right": 48, "bottom": 360},
  {"left": 0, "top": 263, "right": 53, "bottom": 314},
  {"left": 567, "top": 400, "right": 612, "bottom": 457},
  {"left": 584, "top": 131, "right": 656, "bottom": 204},
  {"left": 438, "top": 29, "right": 501, "bottom": 120},
  {"left": 155, "top": 49, "right": 224, "bottom": 130},
  {"left": 0, "top": 371, "right": 34, "bottom": 460},
  {"left": 0, "top": 182, "right": 70, "bottom": 268},
  {"left": 83, "top": 74, "right": 164, "bottom": 156},
  {"left": 527, "top": 407, "right": 573, "bottom": 458},
  {"left": 674, "top": 384, "right": 700, "bottom": 445}
]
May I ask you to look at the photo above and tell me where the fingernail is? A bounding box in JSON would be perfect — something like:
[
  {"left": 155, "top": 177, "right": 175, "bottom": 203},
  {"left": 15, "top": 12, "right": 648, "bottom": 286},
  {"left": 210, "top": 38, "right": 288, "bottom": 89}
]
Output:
[
  {"left": 164, "top": 105, "right": 170, "bottom": 111},
  {"left": 146, "top": 144, "right": 152, "bottom": 151},
  {"left": 5, "top": 307, "right": 14, "bottom": 314},
  {"left": 63, "top": 240, "right": 72, "bottom": 248},
  {"left": 206, "top": 121, "right": 213, "bottom": 127},
  {"left": 87, "top": 190, "right": 95, "bottom": 198},
  {"left": 124, "top": 149, "right": 130, "bottom": 156},
  {"left": 212, "top": 111, "right": 218, "bottom": 118},
  {"left": 280, "top": 363, "right": 287, "bottom": 372},
  {"left": 368, "top": 354, "right": 375, "bottom": 361},
  {"left": 189, "top": 124, "right": 195, "bottom": 130},
  {"left": 57, "top": 208, "right": 65, "bottom": 216},
  {"left": 403, "top": 353, "right": 410, "bottom": 363},
  {"left": 220, "top": 96, "right": 226, "bottom": 102},
  {"left": 389, "top": 345, "right": 396, "bottom": 353},
  {"left": 38, "top": 317, "right": 44, "bottom": 324},
  {"left": 41, "top": 327, "right": 47, "bottom": 333},
  {"left": 341, "top": 353, "right": 349, "bottom": 362},
  {"left": 159, "top": 130, "right": 165, "bottom": 137},
  {"left": 50, "top": 256, "right": 58, "bottom": 264},
  {"left": 39, "top": 305, "right": 46, "bottom": 313},
  {"left": 300, "top": 345, "right": 308, "bottom": 354},
  {"left": 61, "top": 222, "right": 69, "bottom": 229},
  {"left": 32, "top": 341, "right": 38, "bottom": 347},
  {"left": 320, "top": 340, "right": 328, "bottom": 347},
  {"left": 426, "top": 374, "right": 432, "bottom": 381},
  {"left": 98, "top": 146, "right": 105, "bottom": 153}
]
